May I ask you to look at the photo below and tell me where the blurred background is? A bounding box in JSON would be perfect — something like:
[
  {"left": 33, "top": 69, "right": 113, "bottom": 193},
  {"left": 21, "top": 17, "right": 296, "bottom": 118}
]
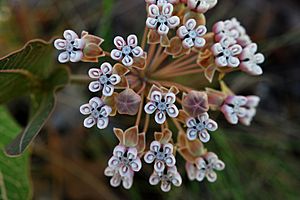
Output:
[{"left": 0, "top": 0, "right": 299, "bottom": 199}]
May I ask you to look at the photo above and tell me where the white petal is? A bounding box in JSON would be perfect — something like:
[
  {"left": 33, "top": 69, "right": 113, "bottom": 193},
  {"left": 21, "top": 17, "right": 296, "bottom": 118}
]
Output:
[
  {"left": 198, "top": 112, "right": 209, "bottom": 122},
  {"left": 150, "top": 140, "right": 161, "bottom": 152},
  {"left": 227, "top": 56, "right": 240, "bottom": 67},
  {"left": 111, "top": 49, "right": 123, "bottom": 60},
  {"left": 130, "top": 158, "right": 142, "bottom": 172},
  {"left": 122, "top": 175, "right": 133, "bottom": 189},
  {"left": 155, "top": 111, "right": 166, "bottom": 124},
  {"left": 144, "top": 102, "right": 157, "bottom": 114},
  {"left": 113, "top": 145, "right": 126, "bottom": 157},
  {"left": 194, "top": 37, "right": 206, "bottom": 48},
  {"left": 149, "top": 172, "right": 160, "bottom": 185},
  {"left": 206, "top": 170, "right": 217, "bottom": 182},
  {"left": 89, "top": 81, "right": 102, "bottom": 92},
  {"left": 164, "top": 92, "right": 176, "bottom": 104},
  {"left": 100, "top": 62, "right": 113, "bottom": 74},
  {"left": 104, "top": 166, "right": 114, "bottom": 177},
  {"left": 127, "top": 34, "right": 138, "bottom": 48},
  {"left": 73, "top": 38, "right": 85, "bottom": 49},
  {"left": 255, "top": 53, "right": 265, "bottom": 64},
  {"left": 109, "top": 74, "right": 121, "bottom": 85},
  {"left": 108, "top": 156, "right": 120, "bottom": 168},
  {"left": 177, "top": 26, "right": 189, "bottom": 39},
  {"left": 211, "top": 43, "right": 223, "bottom": 56},
  {"left": 187, "top": 128, "right": 198, "bottom": 140},
  {"left": 196, "top": 25, "right": 207, "bottom": 36},
  {"left": 146, "top": 17, "right": 158, "bottom": 29},
  {"left": 148, "top": 4, "right": 160, "bottom": 17},
  {"left": 186, "top": 118, "right": 197, "bottom": 128},
  {"left": 199, "top": 129, "right": 210, "bottom": 143},
  {"left": 97, "top": 117, "right": 109, "bottom": 129},
  {"left": 161, "top": 181, "right": 171, "bottom": 192},
  {"left": 54, "top": 39, "right": 67, "bottom": 50},
  {"left": 162, "top": 3, "right": 173, "bottom": 17},
  {"left": 122, "top": 55, "right": 134, "bottom": 66},
  {"left": 167, "top": 16, "right": 180, "bottom": 28},
  {"left": 154, "top": 160, "right": 165, "bottom": 172},
  {"left": 63, "top": 30, "right": 78, "bottom": 41},
  {"left": 206, "top": 119, "right": 218, "bottom": 131},
  {"left": 221, "top": 105, "right": 238, "bottom": 124},
  {"left": 99, "top": 105, "right": 112, "bottom": 117},
  {"left": 83, "top": 116, "right": 96, "bottom": 128},
  {"left": 102, "top": 84, "right": 114, "bottom": 96},
  {"left": 166, "top": 104, "right": 179, "bottom": 118},
  {"left": 79, "top": 104, "right": 92, "bottom": 115},
  {"left": 110, "top": 173, "right": 121, "bottom": 187},
  {"left": 70, "top": 50, "right": 83, "bottom": 62},
  {"left": 213, "top": 160, "right": 225, "bottom": 171},
  {"left": 158, "top": 24, "right": 170, "bottom": 35},
  {"left": 230, "top": 44, "right": 243, "bottom": 56},
  {"left": 151, "top": 91, "right": 162, "bottom": 102},
  {"left": 127, "top": 147, "right": 138, "bottom": 160},
  {"left": 196, "top": 1, "right": 210, "bottom": 13},
  {"left": 132, "top": 46, "right": 143, "bottom": 57},
  {"left": 114, "top": 36, "right": 126, "bottom": 49},
  {"left": 58, "top": 51, "right": 70, "bottom": 63},
  {"left": 165, "top": 155, "right": 176, "bottom": 167},
  {"left": 185, "top": 162, "right": 197, "bottom": 181},
  {"left": 144, "top": 151, "right": 156, "bottom": 163},
  {"left": 163, "top": 143, "right": 173, "bottom": 155},
  {"left": 186, "top": 18, "right": 197, "bottom": 30},
  {"left": 215, "top": 56, "right": 228, "bottom": 67},
  {"left": 89, "top": 97, "right": 103, "bottom": 109},
  {"left": 88, "top": 68, "right": 101, "bottom": 79},
  {"left": 195, "top": 169, "right": 206, "bottom": 182},
  {"left": 183, "top": 38, "right": 194, "bottom": 49}
]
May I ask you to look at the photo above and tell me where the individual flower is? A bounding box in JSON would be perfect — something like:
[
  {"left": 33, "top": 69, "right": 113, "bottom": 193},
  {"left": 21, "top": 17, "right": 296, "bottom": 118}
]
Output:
[
  {"left": 187, "top": 0, "right": 218, "bottom": 13},
  {"left": 146, "top": 3, "right": 180, "bottom": 36},
  {"left": 186, "top": 152, "right": 225, "bottom": 182},
  {"left": 186, "top": 112, "right": 218, "bottom": 143},
  {"left": 177, "top": 19, "right": 207, "bottom": 49},
  {"left": 144, "top": 88, "right": 179, "bottom": 124},
  {"left": 79, "top": 97, "right": 112, "bottom": 129},
  {"left": 211, "top": 37, "right": 242, "bottom": 67},
  {"left": 212, "top": 20, "right": 239, "bottom": 44},
  {"left": 145, "top": 0, "right": 179, "bottom": 6},
  {"left": 239, "top": 43, "right": 265, "bottom": 76},
  {"left": 88, "top": 62, "right": 121, "bottom": 96},
  {"left": 54, "top": 30, "right": 85, "bottom": 63},
  {"left": 144, "top": 141, "right": 176, "bottom": 172},
  {"left": 221, "top": 95, "right": 248, "bottom": 124},
  {"left": 149, "top": 166, "right": 182, "bottom": 192},
  {"left": 111, "top": 35, "right": 144, "bottom": 67},
  {"left": 105, "top": 145, "right": 142, "bottom": 189},
  {"left": 239, "top": 96, "right": 260, "bottom": 126}
]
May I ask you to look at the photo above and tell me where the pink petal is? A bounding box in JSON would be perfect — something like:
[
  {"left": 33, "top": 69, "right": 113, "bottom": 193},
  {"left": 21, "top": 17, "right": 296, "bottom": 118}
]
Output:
[{"left": 63, "top": 30, "right": 78, "bottom": 41}]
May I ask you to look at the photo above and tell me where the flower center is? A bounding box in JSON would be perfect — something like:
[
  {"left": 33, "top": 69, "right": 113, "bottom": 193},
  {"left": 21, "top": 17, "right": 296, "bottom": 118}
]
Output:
[
  {"left": 122, "top": 45, "right": 132, "bottom": 55},
  {"left": 157, "top": 102, "right": 167, "bottom": 111},
  {"left": 189, "top": 30, "right": 197, "bottom": 39},
  {"left": 223, "top": 49, "right": 231, "bottom": 57},
  {"left": 196, "top": 123, "right": 205, "bottom": 131},
  {"left": 156, "top": 151, "right": 165, "bottom": 160},
  {"left": 157, "top": 15, "right": 167, "bottom": 24},
  {"left": 121, "top": 156, "right": 130, "bottom": 165},
  {"left": 99, "top": 75, "right": 109, "bottom": 85},
  {"left": 66, "top": 42, "right": 74, "bottom": 52},
  {"left": 91, "top": 109, "right": 100, "bottom": 118}
]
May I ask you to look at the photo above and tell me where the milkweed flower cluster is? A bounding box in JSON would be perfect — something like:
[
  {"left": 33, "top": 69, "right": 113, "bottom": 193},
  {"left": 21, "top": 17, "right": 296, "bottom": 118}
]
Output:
[{"left": 54, "top": 0, "right": 265, "bottom": 192}]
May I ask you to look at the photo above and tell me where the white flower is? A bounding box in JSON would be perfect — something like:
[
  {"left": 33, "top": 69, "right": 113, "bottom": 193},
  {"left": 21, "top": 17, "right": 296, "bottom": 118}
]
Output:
[
  {"left": 144, "top": 141, "right": 176, "bottom": 172},
  {"left": 54, "top": 30, "right": 85, "bottom": 63},
  {"left": 186, "top": 152, "right": 225, "bottom": 183},
  {"left": 146, "top": 3, "right": 180, "bottom": 35},
  {"left": 177, "top": 19, "right": 207, "bottom": 49},
  {"left": 88, "top": 62, "right": 121, "bottom": 96},
  {"left": 187, "top": 0, "right": 218, "bottom": 13},
  {"left": 212, "top": 20, "right": 239, "bottom": 44},
  {"left": 145, "top": 0, "right": 179, "bottom": 6},
  {"left": 186, "top": 112, "right": 218, "bottom": 143},
  {"left": 144, "top": 90, "right": 179, "bottom": 124},
  {"left": 221, "top": 95, "right": 248, "bottom": 124},
  {"left": 79, "top": 97, "right": 112, "bottom": 129},
  {"left": 239, "top": 43, "right": 265, "bottom": 76},
  {"left": 211, "top": 37, "right": 242, "bottom": 67},
  {"left": 239, "top": 96, "right": 260, "bottom": 126},
  {"left": 149, "top": 166, "right": 182, "bottom": 192},
  {"left": 105, "top": 145, "right": 142, "bottom": 189},
  {"left": 111, "top": 34, "right": 144, "bottom": 67}
]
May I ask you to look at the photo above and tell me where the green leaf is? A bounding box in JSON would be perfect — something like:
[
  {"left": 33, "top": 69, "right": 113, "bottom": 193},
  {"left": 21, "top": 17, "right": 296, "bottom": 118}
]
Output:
[
  {"left": 0, "top": 106, "right": 31, "bottom": 200},
  {"left": 4, "top": 67, "right": 69, "bottom": 156},
  {"left": 0, "top": 39, "right": 53, "bottom": 104}
]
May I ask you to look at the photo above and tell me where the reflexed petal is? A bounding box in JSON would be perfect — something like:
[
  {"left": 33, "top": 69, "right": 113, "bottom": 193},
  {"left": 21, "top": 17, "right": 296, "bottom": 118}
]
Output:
[
  {"left": 158, "top": 24, "right": 170, "bottom": 35},
  {"left": 213, "top": 160, "right": 225, "bottom": 171},
  {"left": 211, "top": 43, "right": 223, "bottom": 55},
  {"left": 88, "top": 68, "right": 101, "bottom": 78},
  {"left": 195, "top": 157, "right": 206, "bottom": 170},
  {"left": 89, "top": 81, "right": 102, "bottom": 92},
  {"left": 100, "top": 62, "right": 113, "bottom": 74},
  {"left": 165, "top": 155, "right": 176, "bottom": 167},
  {"left": 187, "top": 128, "right": 198, "bottom": 140},
  {"left": 122, "top": 55, "right": 134, "bottom": 66},
  {"left": 148, "top": 4, "right": 160, "bottom": 17},
  {"left": 154, "top": 160, "right": 165, "bottom": 172},
  {"left": 196, "top": 25, "right": 207, "bottom": 36},
  {"left": 132, "top": 46, "right": 143, "bottom": 57},
  {"left": 73, "top": 38, "right": 85, "bottom": 49},
  {"left": 177, "top": 26, "right": 189, "bottom": 38},
  {"left": 186, "top": 117, "right": 197, "bottom": 128},
  {"left": 164, "top": 92, "right": 176, "bottom": 104},
  {"left": 97, "top": 117, "right": 109, "bottom": 129},
  {"left": 102, "top": 84, "right": 114, "bottom": 96},
  {"left": 206, "top": 170, "right": 217, "bottom": 182},
  {"left": 63, "top": 30, "right": 78, "bottom": 41},
  {"left": 58, "top": 51, "right": 70, "bottom": 63},
  {"left": 122, "top": 175, "right": 133, "bottom": 189},
  {"left": 215, "top": 56, "right": 228, "bottom": 67},
  {"left": 255, "top": 53, "right": 265, "bottom": 64},
  {"left": 108, "top": 156, "right": 120, "bottom": 168},
  {"left": 54, "top": 39, "right": 67, "bottom": 50},
  {"left": 151, "top": 91, "right": 163, "bottom": 102},
  {"left": 230, "top": 44, "right": 243, "bottom": 56},
  {"left": 225, "top": 95, "right": 247, "bottom": 106},
  {"left": 104, "top": 166, "right": 114, "bottom": 177},
  {"left": 198, "top": 112, "right": 209, "bottom": 122},
  {"left": 199, "top": 129, "right": 210, "bottom": 143},
  {"left": 144, "top": 102, "right": 157, "bottom": 114},
  {"left": 127, "top": 147, "right": 138, "bottom": 160},
  {"left": 150, "top": 140, "right": 161, "bottom": 152},
  {"left": 70, "top": 50, "right": 83, "bottom": 62},
  {"left": 195, "top": 169, "right": 206, "bottom": 182},
  {"left": 155, "top": 111, "right": 166, "bottom": 124},
  {"left": 167, "top": 16, "right": 180, "bottom": 28},
  {"left": 146, "top": 17, "right": 158, "bottom": 29},
  {"left": 194, "top": 37, "right": 206, "bottom": 48},
  {"left": 186, "top": 19, "right": 196, "bottom": 30},
  {"left": 206, "top": 119, "right": 218, "bottom": 131},
  {"left": 144, "top": 151, "right": 156, "bottom": 163},
  {"left": 163, "top": 143, "right": 173, "bottom": 155},
  {"left": 89, "top": 97, "right": 103, "bottom": 109},
  {"left": 130, "top": 158, "right": 142, "bottom": 172},
  {"left": 127, "top": 34, "right": 138, "bottom": 47},
  {"left": 227, "top": 56, "right": 240, "bottom": 67},
  {"left": 99, "top": 105, "right": 112, "bottom": 117},
  {"left": 114, "top": 36, "right": 126, "bottom": 49},
  {"left": 221, "top": 105, "right": 238, "bottom": 124},
  {"left": 110, "top": 173, "right": 121, "bottom": 187},
  {"left": 161, "top": 181, "right": 171, "bottom": 192},
  {"left": 119, "top": 165, "right": 130, "bottom": 177},
  {"left": 197, "top": 1, "right": 210, "bottom": 13},
  {"left": 166, "top": 104, "right": 179, "bottom": 118},
  {"left": 246, "top": 96, "right": 260, "bottom": 108},
  {"left": 149, "top": 172, "right": 160, "bottom": 185},
  {"left": 109, "top": 74, "right": 121, "bottom": 85},
  {"left": 183, "top": 38, "right": 194, "bottom": 49},
  {"left": 111, "top": 49, "right": 123, "bottom": 60},
  {"left": 83, "top": 116, "right": 96, "bottom": 128},
  {"left": 162, "top": 3, "right": 173, "bottom": 17},
  {"left": 79, "top": 104, "right": 92, "bottom": 115},
  {"left": 185, "top": 162, "right": 197, "bottom": 181},
  {"left": 247, "top": 43, "right": 258, "bottom": 54},
  {"left": 171, "top": 172, "right": 182, "bottom": 186},
  {"left": 113, "top": 145, "right": 126, "bottom": 157}
]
